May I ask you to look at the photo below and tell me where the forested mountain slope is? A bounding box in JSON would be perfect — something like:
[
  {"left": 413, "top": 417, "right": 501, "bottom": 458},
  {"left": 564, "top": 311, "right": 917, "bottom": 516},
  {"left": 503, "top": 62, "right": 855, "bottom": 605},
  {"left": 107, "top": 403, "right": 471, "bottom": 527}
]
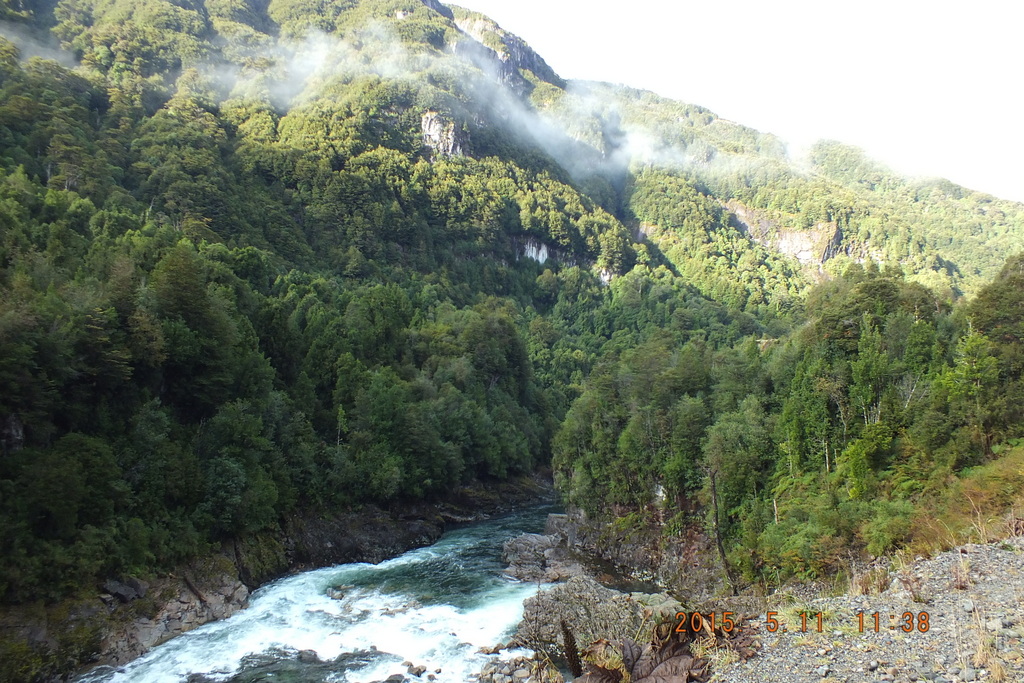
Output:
[{"left": 0, "top": 0, "right": 1023, "bottom": 677}]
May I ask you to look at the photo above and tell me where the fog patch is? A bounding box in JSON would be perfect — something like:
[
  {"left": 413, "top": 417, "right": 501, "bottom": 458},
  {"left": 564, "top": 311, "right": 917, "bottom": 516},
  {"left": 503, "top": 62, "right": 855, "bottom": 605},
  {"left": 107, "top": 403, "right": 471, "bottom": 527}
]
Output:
[
  {"left": 193, "top": 9, "right": 783, "bottom": 191},
  {"left": 0, "top": 21, "right": 77, "bottom": 68}
]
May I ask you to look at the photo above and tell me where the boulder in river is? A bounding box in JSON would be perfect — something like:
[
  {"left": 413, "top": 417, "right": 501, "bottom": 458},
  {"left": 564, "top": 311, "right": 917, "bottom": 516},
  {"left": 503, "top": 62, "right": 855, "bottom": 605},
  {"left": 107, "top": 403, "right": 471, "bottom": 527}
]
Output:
[
  {"left": 502, "top": 533, "right": 584, "bottom": 583},
  {"left": 326, "top": 584, "right": 354, "bottom": 600},
  {"left": 514, "top": 576, "right": 682, "bottom": 656}
]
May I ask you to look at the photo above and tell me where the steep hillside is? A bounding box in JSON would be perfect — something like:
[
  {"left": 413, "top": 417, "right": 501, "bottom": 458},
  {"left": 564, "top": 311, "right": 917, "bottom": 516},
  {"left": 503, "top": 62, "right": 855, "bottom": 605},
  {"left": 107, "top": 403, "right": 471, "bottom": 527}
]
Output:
[
  {"left": 0, "top": 1, "right": 1023, "bottom": 679},
  {"left": 535, "top": 81, "right": 1024, "bottom": 298}
]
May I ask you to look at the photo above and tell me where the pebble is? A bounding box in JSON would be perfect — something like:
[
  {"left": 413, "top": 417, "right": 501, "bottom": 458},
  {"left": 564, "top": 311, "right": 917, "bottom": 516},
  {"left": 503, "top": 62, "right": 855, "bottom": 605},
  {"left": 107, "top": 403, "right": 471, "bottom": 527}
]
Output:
[
  {"left": 710, "top": 536, "right": 1024, "bottom": 682},
  {"left": 476, "top": 656, "right": 541, "bottom": 683}
]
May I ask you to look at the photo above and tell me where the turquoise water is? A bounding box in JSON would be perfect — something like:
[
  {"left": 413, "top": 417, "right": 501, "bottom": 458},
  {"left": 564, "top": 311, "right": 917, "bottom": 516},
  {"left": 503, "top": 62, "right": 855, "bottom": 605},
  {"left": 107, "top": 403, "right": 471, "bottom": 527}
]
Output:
[{"left": 78, "top": 504, "right": 558, "bottom": 683}]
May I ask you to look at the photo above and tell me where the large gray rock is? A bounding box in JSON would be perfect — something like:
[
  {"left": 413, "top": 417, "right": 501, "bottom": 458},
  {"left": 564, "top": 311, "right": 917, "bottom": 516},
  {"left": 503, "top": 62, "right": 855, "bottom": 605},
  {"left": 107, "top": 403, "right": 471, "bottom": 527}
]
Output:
[
  {"left": 543, "top": 514, "right": 571, "bottom": 540},
  {"left": 560, "top": 510, "right": 726, "bottom": 604},
  {"left": 100, "top": 570, "right": 250, "bottom": 666},
  {"left": 502, "top": 533, "right": 583, "bottom": 583},
  {"left": 421, "top": 111, "right": 468, "bottom": 159},
  {"left": 102, "top": 577, "right": 148, "bottom": 603},
  {"left": 514, "top": 576, "right": 681, "bottom": 656}
]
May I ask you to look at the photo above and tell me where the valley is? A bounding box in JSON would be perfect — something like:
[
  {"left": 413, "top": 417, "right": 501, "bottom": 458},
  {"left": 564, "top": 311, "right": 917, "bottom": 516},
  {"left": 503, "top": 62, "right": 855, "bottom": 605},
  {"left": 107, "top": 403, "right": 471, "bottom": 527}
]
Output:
[{"left": 0, "top": 0, "right": 1022, "bottom": 680}]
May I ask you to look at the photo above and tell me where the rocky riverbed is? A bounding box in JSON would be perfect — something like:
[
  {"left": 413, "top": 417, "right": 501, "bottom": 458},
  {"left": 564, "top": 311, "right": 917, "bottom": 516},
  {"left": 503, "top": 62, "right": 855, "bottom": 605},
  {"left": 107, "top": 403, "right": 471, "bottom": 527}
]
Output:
[
  {"left": 488, "top": 513, "right": 1024, "bottom": 683},
  {"left": 712, "top": 536, "right": 1024, "bottom": 682},
  {"left": 101, "top": 563, "right": 250, "bottom": 666},
  {"left": 0, "top": 475, "right": 555, "bottom": 682}
]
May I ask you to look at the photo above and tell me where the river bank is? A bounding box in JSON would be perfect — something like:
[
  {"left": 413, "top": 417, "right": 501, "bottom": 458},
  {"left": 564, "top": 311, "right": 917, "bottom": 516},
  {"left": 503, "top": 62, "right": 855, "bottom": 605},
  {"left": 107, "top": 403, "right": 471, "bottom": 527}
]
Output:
[
  {"left": 0, "top": 474, "right": 555, "bottom": 682},
  {"left": 553, "top": 509, "right": 726, "bottom": 602},
  {"left": 494, "top": 511, "right": 1024, "bottom": 683},
  {"left": 74, "top": 500, "right": 561, "bottom": 683}
]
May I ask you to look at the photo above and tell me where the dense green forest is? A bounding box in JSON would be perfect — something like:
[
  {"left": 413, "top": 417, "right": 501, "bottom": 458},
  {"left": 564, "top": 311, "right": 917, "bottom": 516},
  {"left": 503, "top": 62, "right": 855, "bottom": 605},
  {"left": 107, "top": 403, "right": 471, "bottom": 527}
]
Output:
[
  {"left": 555, "top": 256, "right": 1024, "bottom": 579},
  {"left": 1, "top": 0, "right": 1023, "bottom": 648}
]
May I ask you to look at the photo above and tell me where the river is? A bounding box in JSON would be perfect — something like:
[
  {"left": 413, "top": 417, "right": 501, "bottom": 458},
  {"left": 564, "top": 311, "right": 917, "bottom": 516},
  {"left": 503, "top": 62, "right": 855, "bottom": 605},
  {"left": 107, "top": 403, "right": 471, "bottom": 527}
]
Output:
[{"left": 77, "top": 504, "right": 559, "bottom": 683}]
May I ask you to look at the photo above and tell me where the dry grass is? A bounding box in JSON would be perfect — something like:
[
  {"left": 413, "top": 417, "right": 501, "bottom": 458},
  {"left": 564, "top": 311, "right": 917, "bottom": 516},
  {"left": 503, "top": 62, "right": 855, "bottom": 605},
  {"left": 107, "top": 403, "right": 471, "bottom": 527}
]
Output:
[
  {"left": 972, "top": 636, "right": 992, "bottom": 668},
  {"left": 765, "top": 603, "right": 841, "bottom": 646},
  {"left": 965, "top": 597, "right": 1009, "bottom": 683},
  {"left": 691, "top": 636, "right": 739, "bottom": 670},
  {"left": 849, "top": 566, "right": 890, "bottom": 596},
  {"left": 907, "top": 446, "right": 1024, "bottom": 556},
  {"left": 530, "top": 657, "right": 567, "bottom": 683},
  {"left": 897, "top": 572, "right": 926, "bottom": 602},
  {"left": 580, "top": 640, "right": 627, "bottom": 681},
  {"left": 891, "top": 550, "right": 928, "bottom": 603},
  {"left": 1006, "top": 511, "right": 1024, "bottom": 537},
  {"left": 988, "top": 658, "right": 1009, "bottom": 683},
  {"left": 972, "top": 631, "right": 1008, "bottom": 682},
  {"left": 950, "top": 558, "right": 971, "bottom": 591}
]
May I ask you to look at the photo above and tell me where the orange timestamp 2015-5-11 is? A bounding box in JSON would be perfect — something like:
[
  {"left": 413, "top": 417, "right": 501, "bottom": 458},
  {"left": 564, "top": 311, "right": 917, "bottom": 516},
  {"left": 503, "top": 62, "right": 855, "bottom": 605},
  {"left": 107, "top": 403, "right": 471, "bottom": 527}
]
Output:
[{"left": 673, "top": 611, "right": 930, "bottom": 634}]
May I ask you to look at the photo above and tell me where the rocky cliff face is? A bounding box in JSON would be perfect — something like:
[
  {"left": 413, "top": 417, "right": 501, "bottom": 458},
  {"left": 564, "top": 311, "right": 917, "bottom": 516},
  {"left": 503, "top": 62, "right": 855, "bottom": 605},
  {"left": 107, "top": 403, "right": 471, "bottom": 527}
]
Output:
[
  {"left": 516, "top": 236, "right": 553, "bottom": 264},
  {"left": 99, "top": 561, "right": 249, "bottom": 666},
  {"left": 726, "top": 200, "right": 844, "bottom": 266},
  {"left": 421, "top": 109, "right": 468, "bottom": 158},
  {"left": 558, "top": 509, "right": 727, "bottom": 605},
  {"left": 0, "top": 558, "right": 250, "bottom": 680},
  {"left": 515, "top": 575, "right": 682, "bottom": 656},
  {"left": 450, "top": 10, "right": 564, "bottom": 96},
  {"left": 419, "top": 0, "right": 451, "bottom": 17},
  {"left": 0, "top": 413, "right": 24, "bottom": 454},
  {"left": 498, "top": 513, "right": 685, "bottom": 661}
]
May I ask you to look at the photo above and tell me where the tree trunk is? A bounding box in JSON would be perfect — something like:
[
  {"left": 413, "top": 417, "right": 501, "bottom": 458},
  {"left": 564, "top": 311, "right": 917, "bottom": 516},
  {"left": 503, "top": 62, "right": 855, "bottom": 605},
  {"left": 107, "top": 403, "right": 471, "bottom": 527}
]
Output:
[{"left": 710, "top": 470, "right": 738, "bottom": 595}]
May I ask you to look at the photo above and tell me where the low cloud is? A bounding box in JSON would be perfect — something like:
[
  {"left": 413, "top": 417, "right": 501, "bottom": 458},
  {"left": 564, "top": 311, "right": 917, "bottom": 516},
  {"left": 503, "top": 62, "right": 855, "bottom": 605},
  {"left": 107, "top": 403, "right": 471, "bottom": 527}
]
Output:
[{"left": 0, "top": 21, "right": 77, "bottom": 68}]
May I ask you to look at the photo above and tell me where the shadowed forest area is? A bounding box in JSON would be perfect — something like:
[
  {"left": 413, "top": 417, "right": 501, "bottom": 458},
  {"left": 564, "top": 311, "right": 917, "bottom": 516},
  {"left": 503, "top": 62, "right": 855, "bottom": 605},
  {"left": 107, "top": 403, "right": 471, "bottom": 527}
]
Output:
[{"left": 1, "top": 2, "right": 1023, "bottom": 676}]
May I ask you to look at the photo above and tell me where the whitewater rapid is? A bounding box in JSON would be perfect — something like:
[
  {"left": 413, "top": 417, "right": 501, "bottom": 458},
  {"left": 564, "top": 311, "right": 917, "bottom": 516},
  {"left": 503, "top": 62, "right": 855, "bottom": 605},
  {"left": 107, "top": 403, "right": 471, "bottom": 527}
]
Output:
[{"left": 78, "top": 505, "right": 556, "bottom": 683}]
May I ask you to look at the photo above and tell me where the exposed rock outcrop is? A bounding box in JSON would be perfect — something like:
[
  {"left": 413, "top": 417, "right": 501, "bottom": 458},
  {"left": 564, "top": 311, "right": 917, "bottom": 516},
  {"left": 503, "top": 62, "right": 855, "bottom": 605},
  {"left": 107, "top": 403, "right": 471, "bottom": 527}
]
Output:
[
  {"left": 101, "top": 577, "right": 149, "bottom": 604},
  {"left": 515, "top": 236, "right": 553, "bottom": 265},
  {"left": 227, "top": 506, "right": 447, "bottom": 591},
  {"left": 560, "top": 509, "right": 726, "bottom": 605},
  {"left": 479, "top": 655, "right": 560, "bottom": 683},
  {"left": 422, "top": 110, "right": 468, "bottom": 159},
  {"left": 284, "top": 504, "right": 447, "bottom": 571},
  {"left": 0, "top": 561, "right": 251, "bottom": 681},
  {"left": 502, "top": 532, "right": 584, "bottom": 583},
  {"left": 514, "top": 576, "right": 682, "bottom": 656},
  {"left": 726, "top": 199, "right": 844, "bottom": 266},
  {"left": 419, "top": 0, "right": 452, "bottom": 19},
  {"left": 184, "top": 647, "right": 397, "bottom": 683},
  {"left": 0, "top": 412, "right": 24, "bottom": 454},
  {"left": 450, "top": 10, "right": 564, "bottom": 96},
  {"left": 100, "top": 565, "right": 250, "bottom": 666}
]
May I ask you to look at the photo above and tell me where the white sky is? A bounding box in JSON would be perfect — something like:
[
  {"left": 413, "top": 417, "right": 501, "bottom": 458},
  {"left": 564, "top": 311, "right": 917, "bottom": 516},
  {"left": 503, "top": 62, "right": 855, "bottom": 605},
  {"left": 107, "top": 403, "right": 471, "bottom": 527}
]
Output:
[{"left": 457, "top": 0, "right": 1024, "bottom": 203}]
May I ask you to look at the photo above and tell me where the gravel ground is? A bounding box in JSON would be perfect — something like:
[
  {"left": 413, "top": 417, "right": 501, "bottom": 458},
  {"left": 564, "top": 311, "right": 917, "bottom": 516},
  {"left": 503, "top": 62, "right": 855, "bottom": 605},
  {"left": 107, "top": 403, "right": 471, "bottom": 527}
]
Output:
[{"left": 712, "top": 537, "right": 1024, "bottom": 682}]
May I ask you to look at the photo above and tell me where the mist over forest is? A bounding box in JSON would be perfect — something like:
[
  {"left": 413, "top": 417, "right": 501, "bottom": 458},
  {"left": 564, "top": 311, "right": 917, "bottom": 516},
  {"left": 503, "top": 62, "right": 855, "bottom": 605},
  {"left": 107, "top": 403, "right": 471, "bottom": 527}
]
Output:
[{"left": 0, "top": 0, "right": 1023, "bottom": 678}]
